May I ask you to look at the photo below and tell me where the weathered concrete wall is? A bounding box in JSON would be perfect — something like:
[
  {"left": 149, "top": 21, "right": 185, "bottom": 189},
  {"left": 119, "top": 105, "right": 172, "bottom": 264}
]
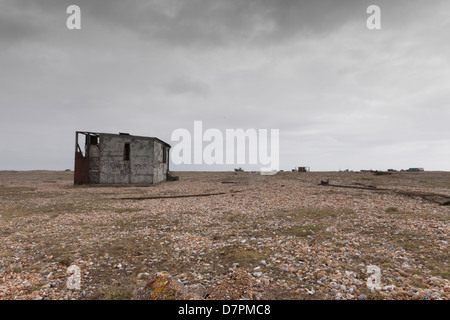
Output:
[
  {"left": 88, "top": 144, "right": 100, "bottom": 183},
  {"left": 97, "top": 134, "right": 154, "bottom": 184},
  {"left": 80, "top": 133, "right": 169, "bottom": 185},
  {"left": 153, "top": 141, "right": 169, "bottom": 184},
  {"left": 161, "top": 142, "right": 170, "bottom": 182}
]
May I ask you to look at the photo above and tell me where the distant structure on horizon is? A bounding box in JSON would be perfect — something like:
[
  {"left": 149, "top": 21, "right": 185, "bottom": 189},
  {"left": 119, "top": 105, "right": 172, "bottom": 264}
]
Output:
[
  {"left": 407, "top": 168, "right": 425, "bottom": 172},
  {"left": 74, "top": 131, "right": 171, "bottom": 185},
  {"left": 292, "top": 166, "right": 310, "bottom": 172}
]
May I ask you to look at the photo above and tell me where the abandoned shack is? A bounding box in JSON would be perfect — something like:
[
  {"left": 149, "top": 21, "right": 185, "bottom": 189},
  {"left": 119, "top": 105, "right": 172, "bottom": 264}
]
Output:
[{"left": 74, "top": 131, "right": 171, "bottom": 185}]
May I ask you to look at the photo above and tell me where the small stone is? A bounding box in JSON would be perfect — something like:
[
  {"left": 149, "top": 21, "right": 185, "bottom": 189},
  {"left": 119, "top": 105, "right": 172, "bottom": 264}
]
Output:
[
  {"left": 398, "top": 270, "right": 409, "bottom": 277},
  {"left": 433, "top": 293, "right": 441, "bottom": 299},
  {"left": 383, "top": 285, "right": 396, "bottom": 292},
  {"left": 184, "top": 283, "right": 207, "bottom": 299},
  {"left": 306, "top": 287, "right": 315, "bottom": 295},
  {"left": 253, "top": 272, "right": 263, "bottom": 278},
  {"left": 136, "top": 280, "right": 146, "bottom": 287},
  {"left": 137, "top": 273, "right": 147, "bottom": 280},
  {"left": 357, "top": 294, "right": 367, "bottom": 300}
]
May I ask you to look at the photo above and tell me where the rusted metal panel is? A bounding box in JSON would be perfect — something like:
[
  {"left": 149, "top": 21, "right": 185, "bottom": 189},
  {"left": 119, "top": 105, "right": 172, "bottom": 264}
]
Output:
[{"left": 74, "top": 151, "right": 89, "bottom": 184}]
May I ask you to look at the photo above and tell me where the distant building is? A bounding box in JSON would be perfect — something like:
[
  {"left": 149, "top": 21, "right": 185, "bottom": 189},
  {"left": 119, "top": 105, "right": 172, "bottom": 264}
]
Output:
[
  {"left": 74, "top": 131, "right": 171, "bottom": 185},
  {"left": 408, "top": 168, "right": 424, "bottom": 172}
]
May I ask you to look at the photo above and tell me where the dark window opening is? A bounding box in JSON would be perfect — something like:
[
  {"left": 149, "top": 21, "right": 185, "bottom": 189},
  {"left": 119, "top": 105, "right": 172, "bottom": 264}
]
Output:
[
  {"left": 163, "top": 147, "right": 167, "bottom": 163},
  {"left": 89, "top": 136, "right": 99, "bottom": 145},
  {"left": 124, "top": 143, "right": 131, "bottom": 161}
]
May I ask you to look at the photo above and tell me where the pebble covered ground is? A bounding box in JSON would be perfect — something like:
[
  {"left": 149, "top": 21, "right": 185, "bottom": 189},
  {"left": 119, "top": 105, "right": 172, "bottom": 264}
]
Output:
[{"left": 0, "top": 170, "right": 448, "bottom": 300}]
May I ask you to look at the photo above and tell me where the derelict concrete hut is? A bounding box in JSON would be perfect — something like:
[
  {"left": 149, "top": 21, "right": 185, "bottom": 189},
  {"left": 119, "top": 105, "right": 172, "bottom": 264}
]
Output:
[{"left": 74, "top": 131, "right": 171, "bottom": 185}]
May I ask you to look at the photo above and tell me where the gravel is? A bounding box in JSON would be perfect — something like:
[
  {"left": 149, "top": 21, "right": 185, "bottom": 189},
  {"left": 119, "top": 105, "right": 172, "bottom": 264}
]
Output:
[{"left": 0, "top": 170, "right": 449, "bottom": 300}]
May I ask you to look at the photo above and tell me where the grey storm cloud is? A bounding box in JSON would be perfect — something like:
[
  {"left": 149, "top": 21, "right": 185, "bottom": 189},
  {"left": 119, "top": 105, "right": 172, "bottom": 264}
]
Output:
[
  {"left": 164, "top": 76, "right": 211, "bottom": 96},
  {"left": 0, "top": 0, "right": 449, "bottom": 171},
  {"left": 2, "top": 0, "right": 436, "bottom": 46}
]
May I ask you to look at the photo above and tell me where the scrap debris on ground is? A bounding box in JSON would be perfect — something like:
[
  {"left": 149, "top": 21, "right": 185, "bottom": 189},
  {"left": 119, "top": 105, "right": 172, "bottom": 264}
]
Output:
[{"left": 0, "top": 170, "right": 448, "bottom": 300}]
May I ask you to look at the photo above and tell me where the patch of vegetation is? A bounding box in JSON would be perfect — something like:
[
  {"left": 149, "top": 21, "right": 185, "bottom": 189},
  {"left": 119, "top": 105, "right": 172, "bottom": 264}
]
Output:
[
  {"left": 385, "top": 207, "right": 399, "bottom": 213},
  {"left": 411, "top": 279, "right": 428, "bottom": 289},
  {"left": 58, "top": 256, "right": 73, "bottom": 267},
  {"left": 360, "top": 288, "right": 385, "bottom": 300},
  {"left": 359, "top": 255, "right": 394, "bottom": 269},
  {"left": 108, "top": 291, "right": 132, "bottom": 300},
  {"left": 0, "top": 186, "right": 38, "bottom": 201},
  {"left": 384, "top": 207, "right": 412, "bottom": 216},
  {"left": 387, "top": 231, "right": 449, "bottom": 279},
  {"left": 216, "top": 245, "right": 267, "bottom": 268},
  {"left": 29, "top": 282, "right": 45, "bottom": 293},
  {"left": 113, "top": 208, "right": 144, "bottom": 214},
  {"left": 431, "top": 270, "right": 450, "bottom": 279},
  {"left": 0, "top": 186, "right": 36, "bottom": 193}
]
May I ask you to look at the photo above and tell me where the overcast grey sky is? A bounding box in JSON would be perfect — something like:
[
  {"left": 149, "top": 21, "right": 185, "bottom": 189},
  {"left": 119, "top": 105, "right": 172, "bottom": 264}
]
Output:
[{"left": 1, "top": 0, "right": 449, "bottom": 171}]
